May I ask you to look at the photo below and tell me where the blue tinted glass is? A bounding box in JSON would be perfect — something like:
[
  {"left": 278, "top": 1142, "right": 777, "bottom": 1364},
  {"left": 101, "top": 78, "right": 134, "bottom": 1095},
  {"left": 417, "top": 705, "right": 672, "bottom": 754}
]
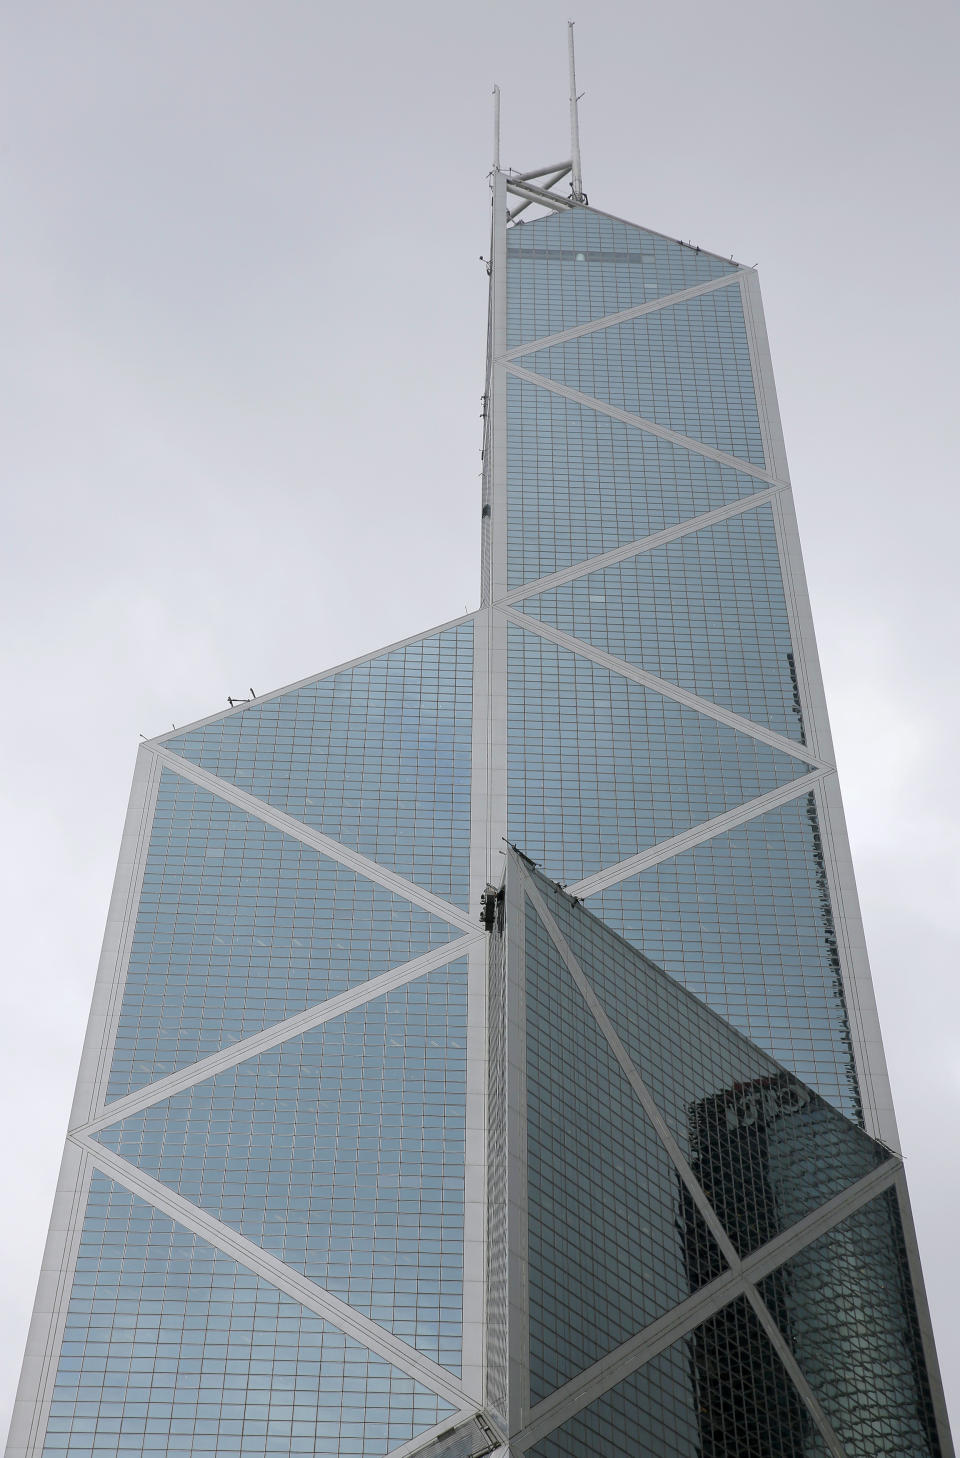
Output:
[
  {"left": 507, "top": 626, "right": 811, "bottom": 884},
  {"left": 506, "top": 208, "right": 739, "bottom": 349},
  {"left": 523, "top": 289, "right": 765, "bottom": 466},
  {"left": 528, "top": 1295, "right": 828, "bottom": 1458},
  {"left": 96, "top": 965, "right": 467, "bottom": 1372},
  {"left": 41, "top": 1175, "right": 454, "bottom": 1457},
  {"left": 518, "top": 504, "right": 805, "bottom": 742},
  {"left": 164, "top": 625, "right": 474, "bottom": 908},
  {"left": 106, "top": 771, "right": 463, "bottom": 1100},
  {"left": 538, "top": 872, "right": 885, "bottom": 1259},
  {"left": 505, "top": 376, "right": 765, "bottom": 590},
  {"left": 525, "top": 892, "right": 727, "bottom": 1401},
  {"left": 589, "top": 795, "right": 860, "bottom": 1120},
  {"left": 758, "top": 1190, "right": 944, "bottom": 1457}
]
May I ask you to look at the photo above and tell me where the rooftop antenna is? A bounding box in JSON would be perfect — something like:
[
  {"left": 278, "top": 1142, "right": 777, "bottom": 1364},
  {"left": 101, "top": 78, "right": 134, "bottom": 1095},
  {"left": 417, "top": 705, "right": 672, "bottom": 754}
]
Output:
[
  {"left": 492, "top": 83, "right": 501, "bottom": 173},
  {"left": 567, "top": 21, "right": 584, "bottom": 202}
]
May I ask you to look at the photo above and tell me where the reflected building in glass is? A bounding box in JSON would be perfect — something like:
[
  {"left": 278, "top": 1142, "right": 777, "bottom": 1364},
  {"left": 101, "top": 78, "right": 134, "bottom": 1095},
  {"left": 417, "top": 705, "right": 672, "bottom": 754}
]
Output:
[{"left": 6, "top": 110, "right": 954, "bottom": 1458}]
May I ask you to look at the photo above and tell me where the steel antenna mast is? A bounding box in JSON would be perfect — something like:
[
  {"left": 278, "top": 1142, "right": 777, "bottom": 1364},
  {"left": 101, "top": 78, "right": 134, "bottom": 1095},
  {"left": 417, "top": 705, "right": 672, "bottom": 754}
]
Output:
[{"left": 567, "top": 21, "right": 584, "bottom": 201}]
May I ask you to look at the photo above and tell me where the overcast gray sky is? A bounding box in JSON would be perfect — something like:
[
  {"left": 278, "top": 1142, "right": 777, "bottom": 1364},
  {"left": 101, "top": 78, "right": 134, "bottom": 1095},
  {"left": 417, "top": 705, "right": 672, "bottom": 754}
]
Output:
[{"left": 2, "top": 0, "right": 958, "bottom": 1437}]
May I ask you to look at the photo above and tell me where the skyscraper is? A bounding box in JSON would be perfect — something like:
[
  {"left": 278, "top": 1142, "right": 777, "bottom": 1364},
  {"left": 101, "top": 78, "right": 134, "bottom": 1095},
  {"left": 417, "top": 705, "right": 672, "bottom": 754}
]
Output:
[{"left": 6, "top": 70, "right": 953, "bottom": 1458}]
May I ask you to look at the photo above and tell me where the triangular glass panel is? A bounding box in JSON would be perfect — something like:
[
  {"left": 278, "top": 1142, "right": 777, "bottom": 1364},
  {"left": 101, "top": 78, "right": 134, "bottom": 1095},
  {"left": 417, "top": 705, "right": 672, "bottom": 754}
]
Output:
[
  {"left": 757, "top": 1188, "right": 946, "bottom": 1457},
  {"left": 96, "top": 963, "right": 468, "bottom": 1373},
  {"left": 537, "top": 872, "right": 888, "bottom": 1261},
  {"left": 507, "top": 625, "right": 812, "bottom": 885},
  {"left": 505, "top": 375, "right": 767, "bottom": 591},
  {"left": 106, "top": 769, "right": 464, "bottom": 1101},
  {"left": 588, "top": 793, "right": 861, "bottom": 1121},
  {"left": 524, "top": 896, "right": 728, "bottom": 1405},
  {"left": 161, "top": 622, "right": 474, "bottom": 908},
  {"left": 518, "top": 503, "right": 806, "bottom": 743},
  {"left": 506, "top": 207, "right": 740, "bottom": 350},
  {"left": 527, "top": 1295, "right": 829, "bottom": 1458},
  {"left": 41, "top": 1173, "right": 456, "bottom": 1457},
  {"left": 523, "top": 289, "right": 765, "bottom": 467}
]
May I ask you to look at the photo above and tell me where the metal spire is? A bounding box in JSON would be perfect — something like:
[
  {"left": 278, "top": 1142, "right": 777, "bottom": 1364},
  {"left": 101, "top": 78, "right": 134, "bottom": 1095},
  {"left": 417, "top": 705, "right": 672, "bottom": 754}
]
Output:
[
  {"left": 492, "top": 84, "right": 501, "bottom": 172},
  {"left": 567, "top": 21, "right": 584, "bottom": 202}
]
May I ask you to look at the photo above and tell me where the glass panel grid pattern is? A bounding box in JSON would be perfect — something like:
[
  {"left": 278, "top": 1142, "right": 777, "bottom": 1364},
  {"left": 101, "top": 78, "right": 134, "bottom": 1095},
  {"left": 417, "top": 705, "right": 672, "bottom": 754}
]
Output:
[
  {"left": 505, "top": 376, "right": 766, "bottom": 590},
  {"left": 758, "top": 1190, "right": 944, "bottom": 1457},
  {"left": 165, "top": 626, "right": 474, "bottom": 908},
  {"left": 107, "top": 771, "right": 461, "bottom": 1101},
  {"left": 97, "top": 965, "right": 468, "bottom": 1372},
  {"left": 525, "top": 897, "right": 726, "bottom": 1404},
  {"left": 518, "top": 504, "right": 805, "bottom": 742},
  {"left": 524, "top": 289, "right": 765, "bottom": 466},
  {"left": 507, "top": 626, "right": 810, "bottom": 884},
  {"left": 42, "top": 1175, "right": 454, "bottom": 1457},
  {"left": 528, "top": 1295, "right": 824, "bottom": 1458},
  {"left": 540, "top": 880, "right": 885, "bottom": 1258},
  {"left": 590, "top": 795, "right": 860, "bottom": 1119},
  {"left": 505, "top": 209, "right": 739, "bottom": 350}
]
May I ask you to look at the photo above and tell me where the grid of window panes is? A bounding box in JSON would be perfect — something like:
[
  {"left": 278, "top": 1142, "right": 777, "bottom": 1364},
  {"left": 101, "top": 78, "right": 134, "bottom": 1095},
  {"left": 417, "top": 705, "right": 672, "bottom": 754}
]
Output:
[
  {"left": 528, "top": 1295, "right": 828, "bottom": 1458},
  {"left": 41, "top": 1175, "right": 454, "bottom": 1458},
  {"left": 536, "top": 868, "right": 886, "bottom": 1258},
  {"left": 524, "top": 894, "right": 727, "bottom": 1404},
  {"left": 517, "top": 504, "right": 806, "bottom": 743},
  {"left": 106, "top": 770, "right": 462, "bottom": 1101},
  {"left": 165, "top": 625, "right": 474, "bottom": 908},
  {"left": 506, "top": 624, "right": 810, "bottom": 885},
  {"left": 97, "top": 965, "right": 467, "bottom": 1374},
  {"left": 523, "top": 288, "right": 765, "bottom": 466},
  {"left": 504, "top": 376, "right": 766, "bottom": 591},
  {"left": 588, "top": 794, "right": 860, "bottom": 1118},
  {"left": 505, "top": 209, "right": 739, "bottom": 350},
  {"left": 757, "top": 1189, "right": 944, "bottom": 1457}
]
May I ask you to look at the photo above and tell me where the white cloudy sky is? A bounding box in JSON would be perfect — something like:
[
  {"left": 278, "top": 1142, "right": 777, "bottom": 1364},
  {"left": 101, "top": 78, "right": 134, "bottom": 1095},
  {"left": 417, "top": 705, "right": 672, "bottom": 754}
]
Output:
[{"left": 2, "top": 0, "right": 958, "bottom": 1438}]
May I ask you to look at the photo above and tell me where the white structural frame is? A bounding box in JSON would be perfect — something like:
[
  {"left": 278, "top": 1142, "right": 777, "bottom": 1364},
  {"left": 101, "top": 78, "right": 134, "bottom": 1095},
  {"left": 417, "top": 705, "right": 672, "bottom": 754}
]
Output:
[{"left": 7, "top": 138, "right": 953, "bottom": 1458}]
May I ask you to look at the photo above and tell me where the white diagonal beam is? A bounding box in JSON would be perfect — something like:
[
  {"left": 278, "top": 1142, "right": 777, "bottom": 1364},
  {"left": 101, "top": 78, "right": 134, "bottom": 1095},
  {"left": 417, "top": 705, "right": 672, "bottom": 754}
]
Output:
[
  {"left": 149, "top": 610, "right": 479, "bottom": 748},
  {"left": 500, "top": 608, "right": 824, "bottom": 768},
  {"left": 502, "top": 271, "right": 747, "bottom": 360},
  {"left": 76, "top": 1136, "right": 474, "bottom": 1411},
  {"left": 499, "top": 487, "right": 784, "bottom": 606},
  {"left": 74, "top": 934, "right": 483, "bottom": 1135},
  {"left": 566, "top": 771, "right": 827, "bottom": 898},
  {"left": 503, "top": 361, "right": 782, "bottom": 486},
  {"left": 151, "top": 746, "right": 476, "bottom": 932},
  {"left": 520, "top": 869, "right": 740, "bottom": 1268}
]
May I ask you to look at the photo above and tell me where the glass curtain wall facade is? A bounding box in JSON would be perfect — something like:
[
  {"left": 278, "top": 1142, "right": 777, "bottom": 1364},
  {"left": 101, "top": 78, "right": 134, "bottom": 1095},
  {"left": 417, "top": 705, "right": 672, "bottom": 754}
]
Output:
[{"left": 6, "top": 165, "right": 953, "bottom": 1458}]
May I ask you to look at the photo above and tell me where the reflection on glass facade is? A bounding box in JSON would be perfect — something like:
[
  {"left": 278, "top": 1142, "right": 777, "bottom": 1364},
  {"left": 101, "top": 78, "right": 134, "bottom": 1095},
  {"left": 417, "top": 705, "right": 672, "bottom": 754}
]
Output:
[
  {"left": 498, "top": 856, "right": 943, "bottom": 1457},
  {"left": 8, "top": 158, "right": 951, "bottom": 1458}
]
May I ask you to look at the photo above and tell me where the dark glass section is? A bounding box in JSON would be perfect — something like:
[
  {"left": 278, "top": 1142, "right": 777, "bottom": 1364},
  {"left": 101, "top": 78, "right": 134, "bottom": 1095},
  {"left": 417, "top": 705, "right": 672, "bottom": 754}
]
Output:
[
  {"left": 41, "top": 1175, "right": 454, "bottom": 1457},
  {"left": 106, "top": 770, "right": 462, "bottom": 1100},
  {"left": 164, "top": 624, "right": 474, "bottom": 908},
  {"left": 758, "top": 1189, "right": 944, "bottom": 1457},
  {"left": 529, "top": 1296, "right": 825, "bottom": 1458},
  {"left": 507, "top": 626, "right": 811, "bottom": 885},
  {"left": 505, "top": 208, "right": 739, "bottom": 349},
  {"left": 535, "top": 873, "right": 886, "bottom": 1263},
  {"left": 518, "top": 504, "right": 805, "bottom": 743},
  {"left": 524, "top": 898, "right": 727, "bottom": 1404},
  {"left": 590, "top": 794, "right": 860, "bottom": 1120},
  {"left": 505, "top": 376, "right": 766, "bottom": 590},
  {"left": 523, "top": 290, "right": 765, "bottom": 467},
  {"left": 96, "top": 965, "right": 467, "bottom": 1372},
  {"left": 485, "top": 886, "right": 509, "bottom": 1426}
]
